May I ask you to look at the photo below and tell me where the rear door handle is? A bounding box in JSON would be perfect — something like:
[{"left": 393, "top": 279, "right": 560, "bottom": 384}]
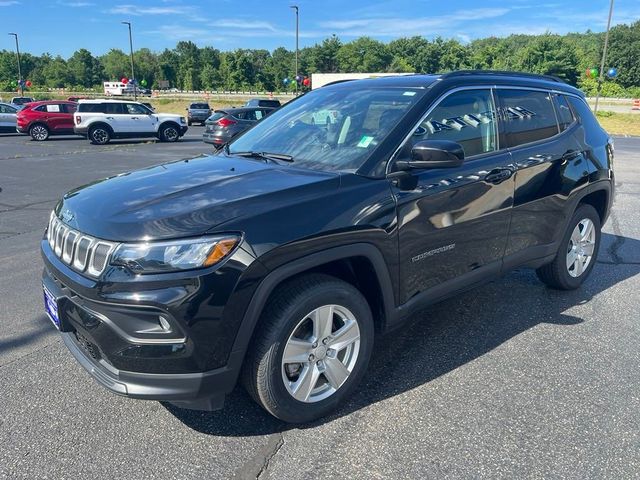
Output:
[
  {"left": 131, "top": 117, "right": 139, "bottom": 120},
  {"left": 106, "top": 116, "right": 114, "bottom": 120},
  {"left": 485, "top": 168, "right": 513, "bottom": 184}
]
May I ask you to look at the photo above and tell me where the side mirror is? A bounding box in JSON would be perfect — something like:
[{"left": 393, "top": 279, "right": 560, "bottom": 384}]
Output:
[{"left": 396, "top": 140, "right": 464, "bottom": 170}]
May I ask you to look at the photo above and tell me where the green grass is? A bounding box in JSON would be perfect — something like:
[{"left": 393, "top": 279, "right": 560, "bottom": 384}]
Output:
[{"left": 596, "top": 111, "right": 640, "bottom": 136}]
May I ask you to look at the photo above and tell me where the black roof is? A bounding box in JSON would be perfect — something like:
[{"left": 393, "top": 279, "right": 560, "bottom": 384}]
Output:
[{"left": 324, "top": 70, "right": 584, "bottom": 97}]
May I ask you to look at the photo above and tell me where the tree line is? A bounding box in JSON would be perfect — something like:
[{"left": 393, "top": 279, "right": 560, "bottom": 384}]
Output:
[{"left": 1, "top": 20, "right": 639, "bottom": 96}]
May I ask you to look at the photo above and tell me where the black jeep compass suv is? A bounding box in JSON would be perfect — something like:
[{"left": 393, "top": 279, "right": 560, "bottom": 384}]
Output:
[{"left": 41, "top": 71, "right": 614, "bottom": 423}]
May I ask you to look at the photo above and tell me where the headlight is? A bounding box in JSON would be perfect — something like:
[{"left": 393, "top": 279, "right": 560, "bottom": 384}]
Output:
[
  {"left": 110, "top": 235, "right": 240, "bottom": 274},
  {"left": 180, "top": 117, "right": 187, "bottom": 124}
]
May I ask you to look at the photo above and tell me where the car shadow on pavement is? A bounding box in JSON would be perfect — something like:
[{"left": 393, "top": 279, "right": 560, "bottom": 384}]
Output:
[
  {"left": 165, "top": 232, "right": 640, "bottom": 435},
  {"left": 0, "top": 315, "right": 57, "bottom": 353}
]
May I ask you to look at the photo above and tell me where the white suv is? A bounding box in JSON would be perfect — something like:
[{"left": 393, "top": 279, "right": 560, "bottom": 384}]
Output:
[{"left": 74, "top": 99, "right": 188, "bottom": 145}]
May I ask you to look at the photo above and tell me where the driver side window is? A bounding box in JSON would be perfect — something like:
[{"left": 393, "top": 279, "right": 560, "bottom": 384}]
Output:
[{"left": 402, "top": 89, "right": 497, "bottom": 159}]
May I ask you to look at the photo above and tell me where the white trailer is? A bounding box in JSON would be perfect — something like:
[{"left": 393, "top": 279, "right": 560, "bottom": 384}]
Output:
[{"left": 103, "top": 82, "right": 135, "bottom": 96}]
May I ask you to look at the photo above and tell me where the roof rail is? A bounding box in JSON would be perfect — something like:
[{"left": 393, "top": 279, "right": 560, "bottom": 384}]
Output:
[{"left": 439, "top": 70, "right": 565, "bottom": 84}]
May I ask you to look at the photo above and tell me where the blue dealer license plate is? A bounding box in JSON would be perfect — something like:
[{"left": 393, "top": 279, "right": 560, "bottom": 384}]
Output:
[{"left": 43, "top": 285, "right": 61, "bottom": 330}]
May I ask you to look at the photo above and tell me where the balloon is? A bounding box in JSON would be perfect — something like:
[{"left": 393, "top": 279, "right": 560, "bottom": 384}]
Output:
[
  {"left": 10, "top": 80, "right": 16, "bottom": 87},
  {"left": 283, "top": 78, "right": 289, "bottom": 85},
  {"left": 585, "top": 68, "right": 592, "bottom": 78},
  {"left": 121, "top": 77, "right": 128, "bottom": 84},
  {"left": 294, "top": 75, "right": 302, "bottom": 82},
  {"left": 140, "top": 79, "right": 147, "bottom": 87},
  {"left": 26, "top": 80, "right": 32, "bottom": 87},
  {"left": 129, "top": 78, "right": 135, "bottom": 84},
  {"left": 607, "top": 67, "right": 617, "bottom": 78},
  {"left": 302, "top": 77, "right": 310, "bottom": 87},
  {"left": 590, "top": 68, "right": 598, "bottom": 78}
]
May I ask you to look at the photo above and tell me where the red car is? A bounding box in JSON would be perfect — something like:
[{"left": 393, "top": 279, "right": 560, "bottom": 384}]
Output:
[{"left": 16, "top": 100, "right": 78, "bottom": 141}]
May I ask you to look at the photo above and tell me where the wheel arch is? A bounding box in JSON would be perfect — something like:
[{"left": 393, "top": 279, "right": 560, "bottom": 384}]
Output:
[
  {"left": 88, "top": 122, "right": 114, "bottom": 134},
  {"left": 158, "top": 120, "right": 181, "bottom": 132},
  {"left": 227, "top": 244, "right": 396, "bottom": 376}
]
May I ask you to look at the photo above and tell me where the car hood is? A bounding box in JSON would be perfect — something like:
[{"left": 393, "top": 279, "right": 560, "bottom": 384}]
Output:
[
  {"left": 56, "top": 155, "right": 340, "bottom": 241},
  {"left": 155, "top": 113, "right": 183, "bottom": 121}
]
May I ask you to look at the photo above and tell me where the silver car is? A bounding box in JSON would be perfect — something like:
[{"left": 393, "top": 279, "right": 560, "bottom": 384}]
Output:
[{"left": 0, "top": 102, "right": 18, "bottom": 132}]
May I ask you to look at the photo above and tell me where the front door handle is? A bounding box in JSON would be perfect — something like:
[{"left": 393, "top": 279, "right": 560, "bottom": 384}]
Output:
[
  {"left": 106, "top": 116, "right": 114, "bottom": 120},
  {"left": 485, "top": 168, "right": 513, "bottom": 184},
  {"left": 131, "top": 116, "right": 139, "bottom": 120}
]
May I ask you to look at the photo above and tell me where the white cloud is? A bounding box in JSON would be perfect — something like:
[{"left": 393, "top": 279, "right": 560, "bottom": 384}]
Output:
[
  {"left": 0, "top": 0, "right": 19, "bottom": 5},
  {"left": 209, "top": 19, "right": 278, "bottom": 31},
  {"left": 106, "top": 4, "right": 186, "bottom": 16},
  {"left": 317, "top": 8, "right": 510, "bottom": 37},
  {"left": 59, "top": 1, "right": 94, "bottom": 6}
]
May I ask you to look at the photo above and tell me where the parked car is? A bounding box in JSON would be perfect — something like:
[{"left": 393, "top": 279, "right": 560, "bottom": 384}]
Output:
[
  {"left": 67, "top": 96, "right": 89, "bottom": 103},
  {"left": 245, "top": 98, "right": 281, "bottom": 109},
  {"left": 186, "top": 102, "right": 211, "bottom": 126},
  {"left": 41, "top": 71, "right": 613, "bottom": 423},
  {"left": 0, "top": 102, "right": 18, "bottom": 132},
  {"left": 10, "top": 96, "right": 36, "bottom": 110},
  {"left": 74, "top": 99, "right": 187, "bottom": 144},
  {"left": 16, "top": 101, "right": 78, "bottom": 141},
  {"left": 202, "top": 107, "right": 274, "bottom": 148}
]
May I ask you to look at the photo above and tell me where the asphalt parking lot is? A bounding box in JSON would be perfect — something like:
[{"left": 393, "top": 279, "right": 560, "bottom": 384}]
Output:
[{"left": 1, "top": 130, "right": 638, "bottom": 479}]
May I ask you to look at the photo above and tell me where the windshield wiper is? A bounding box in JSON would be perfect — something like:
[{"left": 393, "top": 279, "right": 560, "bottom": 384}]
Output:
[{"left": 229, "top": 150, "right": 294, "bottom": 163}]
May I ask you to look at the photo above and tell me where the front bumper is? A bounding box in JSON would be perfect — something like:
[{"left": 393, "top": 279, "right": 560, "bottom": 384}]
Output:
[
  {"left": 60, "top": 331, "right": 237, "bottom": 409},
  {"left": 40, "top": 236, "right": 258, "bottom": 410}
]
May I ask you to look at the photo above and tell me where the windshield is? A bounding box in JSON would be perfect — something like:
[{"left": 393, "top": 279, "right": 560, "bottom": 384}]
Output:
[{"left": 228, "top": 86, "right": 424, "bottom": 172}]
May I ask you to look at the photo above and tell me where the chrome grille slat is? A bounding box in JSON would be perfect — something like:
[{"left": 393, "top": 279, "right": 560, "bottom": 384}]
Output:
[{"left": 47, "top": 213, "right": 116, "bottom": 277}]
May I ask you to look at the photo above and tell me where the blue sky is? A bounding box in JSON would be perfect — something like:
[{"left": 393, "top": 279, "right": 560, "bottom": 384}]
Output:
[{"left": 2, "top": 0, "right": 639, "bottom": 57}]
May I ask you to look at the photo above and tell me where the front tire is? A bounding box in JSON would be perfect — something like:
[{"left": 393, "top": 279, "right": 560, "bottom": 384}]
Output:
[
  {"left": 89, "top": 125, "right": 111, "bottom": 145},
  {"left": 536, "top": 204, "right": 601, "bottom": 290},
  {"left": 30, "top": 124, "right": 49, "bottom": 141},
  {"left": 159, "top": 124, "right": 180, "bottom": 142},
  {"left": 242, "top": 274, "right": 374, "bottom": 423}
]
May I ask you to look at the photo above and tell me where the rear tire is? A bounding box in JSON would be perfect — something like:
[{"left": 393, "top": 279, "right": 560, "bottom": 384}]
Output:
[
  {"left": 88, "top": 125, "right": 111, "bottom": 145},
  {"left": 242, "top": 274, "right": 374, "bottom": 423},
  {"left": 159, "top": 124, "right": 180, "bottom": 142},
  {"left": 30, "top": 124, "right": 49, "bottom": 141},
  {"left": 536, "top": 204, "right": 601, "bottom": 290}
]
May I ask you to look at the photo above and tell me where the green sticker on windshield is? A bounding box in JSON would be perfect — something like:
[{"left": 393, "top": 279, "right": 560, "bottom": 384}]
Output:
[{"left": 357, "top": 135, "right": 374, "bottom": 148}]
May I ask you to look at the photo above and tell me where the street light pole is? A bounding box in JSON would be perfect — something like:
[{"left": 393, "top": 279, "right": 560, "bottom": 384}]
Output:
[
  {"left": 594, "top": 0, "right": 614, "bottom": 113},
  {"left": 121, "top": 21, "right": 137, "bottom": 101},
  {"left": 290, "top": 5, "right": 299, "bottom": 95},
  {"left": 8, "top": 33, "right": 23, "bottom": 96}
]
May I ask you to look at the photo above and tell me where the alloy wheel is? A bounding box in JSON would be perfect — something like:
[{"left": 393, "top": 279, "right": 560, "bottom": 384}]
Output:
[
  {"left": 281, "top": 305, "right": 361, "bottom": 403},
  {"left": 31, "top": 125, "right": 48, "bottom": 141},
  {"left": 566, "top": 218, "right": 596, "bottom": 277},
  {"left": 92, "top": 128, "right": 109, "bottom": 144}
]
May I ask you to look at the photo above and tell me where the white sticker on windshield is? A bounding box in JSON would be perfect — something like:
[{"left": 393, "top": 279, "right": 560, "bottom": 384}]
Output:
[{"left": 403, "top": 91, "right": 416, "bottom": 96}]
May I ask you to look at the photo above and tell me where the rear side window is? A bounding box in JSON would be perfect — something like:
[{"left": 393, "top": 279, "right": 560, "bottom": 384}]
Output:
[
  {"left": 405, "top": 89, "right": 498, "bottom": 158},
  {"left": 46, "top": 104, "right": 62, "bottom": 113},
  {"left": 103, "top": 103, "right": 124, "bottom": 114},
  {"left": 497, "top": 90, "right": 558, "bottom": 148},
  {"left": 566, "top": 95, "right": 608, "bottom": 141},
  {"left": 78, "top": 103, "right": 103, "bottom": 113},
  {"left": 191, "top": 103, "right": 209, "bottom": 109},
  {"left": 553, "top": 94, "right": 575, "bottom": 132},
  {"left": 207, "top": 112, "right": 226, "bottom": 123}
]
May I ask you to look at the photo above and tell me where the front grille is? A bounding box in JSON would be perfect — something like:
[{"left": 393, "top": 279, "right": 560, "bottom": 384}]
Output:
[{"left": 47, "top": 212, "right": 116, "bottom": 278}]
